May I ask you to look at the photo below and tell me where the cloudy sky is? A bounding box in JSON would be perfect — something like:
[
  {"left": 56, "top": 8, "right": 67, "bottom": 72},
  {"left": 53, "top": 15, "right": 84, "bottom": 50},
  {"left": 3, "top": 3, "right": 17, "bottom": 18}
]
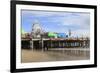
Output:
[{"left": 21, "top": 10, "right": 90, "bottom": 37}]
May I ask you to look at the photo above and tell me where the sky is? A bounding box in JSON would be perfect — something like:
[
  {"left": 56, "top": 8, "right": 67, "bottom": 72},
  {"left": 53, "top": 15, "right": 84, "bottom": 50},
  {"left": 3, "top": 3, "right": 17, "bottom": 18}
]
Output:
[{"left": 21, "top": 10, "right": 90, "bottom": 37}]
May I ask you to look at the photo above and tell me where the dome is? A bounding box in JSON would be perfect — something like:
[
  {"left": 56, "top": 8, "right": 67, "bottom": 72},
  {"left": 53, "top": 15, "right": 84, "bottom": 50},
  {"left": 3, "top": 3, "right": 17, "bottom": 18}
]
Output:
[
  {"left": 21, "top": 29, "right": 26, "bottom": 34},
  {"left": 31, "top": 20, "right": 43, "bottom": 38}
]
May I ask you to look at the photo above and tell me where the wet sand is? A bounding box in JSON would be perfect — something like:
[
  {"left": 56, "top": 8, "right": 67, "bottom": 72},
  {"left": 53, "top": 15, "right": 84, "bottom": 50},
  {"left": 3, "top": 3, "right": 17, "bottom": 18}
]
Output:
[{"left": 21, "top": 48, "right": 90, "bottom": 63}]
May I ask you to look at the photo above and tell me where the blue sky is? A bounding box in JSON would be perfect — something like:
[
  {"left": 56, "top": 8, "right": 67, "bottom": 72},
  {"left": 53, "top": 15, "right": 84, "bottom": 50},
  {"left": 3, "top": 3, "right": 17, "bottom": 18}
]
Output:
[{"left": 21, "top": 10, "right": 90, "bottom": 37}]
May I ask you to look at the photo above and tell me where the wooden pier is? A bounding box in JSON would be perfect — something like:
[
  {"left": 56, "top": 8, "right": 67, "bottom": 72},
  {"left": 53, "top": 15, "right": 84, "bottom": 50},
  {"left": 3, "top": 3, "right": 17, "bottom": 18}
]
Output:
[{"left": 21, "top": 38, "right": 90, "bottom": 50}]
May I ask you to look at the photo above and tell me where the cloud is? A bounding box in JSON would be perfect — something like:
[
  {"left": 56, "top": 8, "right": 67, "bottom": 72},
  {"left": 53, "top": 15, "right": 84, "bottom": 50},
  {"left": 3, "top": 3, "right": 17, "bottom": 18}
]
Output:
[
  {"left": 21, "top": 10, "right": 66, "bottom": 17},
  {"left": 22, "top": 10, "right": 90, "bottom": 37},
  {"left": 58, "top": 13, "right": 90, "bottom": 27},
  {"left": 71, "top": 29, "right": 90, "bottom": 37}
]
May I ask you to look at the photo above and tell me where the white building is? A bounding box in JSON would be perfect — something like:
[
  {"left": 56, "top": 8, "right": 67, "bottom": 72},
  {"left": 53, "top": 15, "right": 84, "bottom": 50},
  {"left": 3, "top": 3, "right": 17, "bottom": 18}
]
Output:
[{"left": 31, "top": 20, "right": 43, "bottom": 38}]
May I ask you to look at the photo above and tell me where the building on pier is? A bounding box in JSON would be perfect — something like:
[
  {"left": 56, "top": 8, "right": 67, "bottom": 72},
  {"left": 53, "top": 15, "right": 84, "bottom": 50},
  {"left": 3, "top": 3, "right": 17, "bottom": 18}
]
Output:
[{"left": 21, "top": 21, "right": 90, "bottom": 50}]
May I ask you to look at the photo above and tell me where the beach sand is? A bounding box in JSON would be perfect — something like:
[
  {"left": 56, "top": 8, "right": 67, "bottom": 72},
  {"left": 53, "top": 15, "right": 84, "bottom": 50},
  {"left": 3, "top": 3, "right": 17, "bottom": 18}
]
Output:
[{"left": 21, "top": 49, "right": 90, "bottom": 63}]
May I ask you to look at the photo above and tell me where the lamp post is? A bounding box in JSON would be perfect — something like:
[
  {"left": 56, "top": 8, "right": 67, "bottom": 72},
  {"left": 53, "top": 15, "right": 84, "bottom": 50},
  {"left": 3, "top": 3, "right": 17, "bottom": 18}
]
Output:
[{"left": 40, "top": 33, "right": 44, "bottom": 52}]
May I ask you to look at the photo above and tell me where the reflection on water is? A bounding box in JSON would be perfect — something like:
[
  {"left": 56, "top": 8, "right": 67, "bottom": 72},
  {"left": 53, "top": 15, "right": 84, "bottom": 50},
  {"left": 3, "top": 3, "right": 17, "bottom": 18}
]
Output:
[{"left": 21, "top": 48, "right": 90, "bottom": 63}]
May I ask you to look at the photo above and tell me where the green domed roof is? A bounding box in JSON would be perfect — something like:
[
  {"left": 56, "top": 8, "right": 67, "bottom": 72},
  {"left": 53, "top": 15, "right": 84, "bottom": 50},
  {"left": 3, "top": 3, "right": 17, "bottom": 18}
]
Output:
[
  {"left": 48, "top": 32, "right": 57, "bottom": 37},
  {"left": 21, "top": 29, "right": 26, "bottom": 34}
]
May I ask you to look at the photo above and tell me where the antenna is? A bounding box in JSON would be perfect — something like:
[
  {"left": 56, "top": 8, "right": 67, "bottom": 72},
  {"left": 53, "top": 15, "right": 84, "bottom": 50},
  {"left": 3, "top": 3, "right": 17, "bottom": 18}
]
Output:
[{"left": 69, "top": 29, "right": 71, "bottom": 37}]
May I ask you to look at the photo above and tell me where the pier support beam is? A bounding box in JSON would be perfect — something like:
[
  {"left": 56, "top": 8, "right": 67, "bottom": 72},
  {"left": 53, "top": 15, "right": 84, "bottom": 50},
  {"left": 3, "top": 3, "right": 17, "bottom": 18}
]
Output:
[{"left": 30, "top": 40, "right": 34, "bottom": 51}]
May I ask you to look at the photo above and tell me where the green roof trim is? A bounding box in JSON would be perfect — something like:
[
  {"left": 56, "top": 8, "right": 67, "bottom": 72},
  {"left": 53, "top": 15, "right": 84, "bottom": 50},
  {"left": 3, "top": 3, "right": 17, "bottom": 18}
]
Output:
[
  {"left": 48, "top": 32, "right": 57, "bottom": 37},
  {"left": 21, "top": 29, "right": 26, "bottom": 34}
]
